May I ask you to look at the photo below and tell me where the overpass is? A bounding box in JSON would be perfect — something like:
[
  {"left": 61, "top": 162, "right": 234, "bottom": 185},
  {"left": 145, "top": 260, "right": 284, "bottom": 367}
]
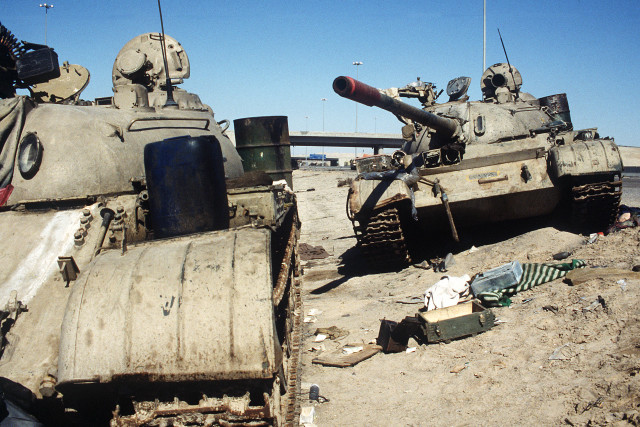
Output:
[{"left": 227, "top": 131, "right": 404, "bottom": 154}]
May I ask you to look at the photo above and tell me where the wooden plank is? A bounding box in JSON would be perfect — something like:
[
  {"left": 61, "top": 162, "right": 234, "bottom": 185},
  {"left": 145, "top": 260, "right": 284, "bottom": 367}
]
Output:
[
  {"left": 565, "top": 268, "right": 640, "bottom": 286},
  {"left": 312, "top": 344, "right": 382, "bottom": 368}
]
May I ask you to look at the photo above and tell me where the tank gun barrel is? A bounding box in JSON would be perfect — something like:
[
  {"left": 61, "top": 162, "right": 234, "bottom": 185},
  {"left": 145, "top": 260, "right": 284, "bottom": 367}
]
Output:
[{"left": 332, "top": 76, "right": 460, "bottom": 138}]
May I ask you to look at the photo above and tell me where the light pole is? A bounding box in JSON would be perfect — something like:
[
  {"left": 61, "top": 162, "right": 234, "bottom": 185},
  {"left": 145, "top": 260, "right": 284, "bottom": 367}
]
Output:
[
  {"left": 321, "top": 98, "right": 327, "bottom": 165},
  {"left": 352, "top": 61, "right": 363, "bottom": 133},
  {"left": 321, "top": 98, "right": 327, "bottom": 131},
  {"left": 304, "top": 115, "right": 309, "bottom": 163},
  {"left": 39, "top": 3, "right": 54, "bottom": 45}
]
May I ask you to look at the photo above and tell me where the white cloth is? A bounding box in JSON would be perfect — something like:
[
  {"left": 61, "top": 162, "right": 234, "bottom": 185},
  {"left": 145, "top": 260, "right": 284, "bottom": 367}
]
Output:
[{"left": 424, "top": 274, "right": 471, "bottom": 311}]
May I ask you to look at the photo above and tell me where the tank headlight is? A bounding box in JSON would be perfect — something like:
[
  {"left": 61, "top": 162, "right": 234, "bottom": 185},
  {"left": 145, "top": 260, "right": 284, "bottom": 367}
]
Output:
[{"left": 17, "top": 133, "right": 43, "bottom": 180}]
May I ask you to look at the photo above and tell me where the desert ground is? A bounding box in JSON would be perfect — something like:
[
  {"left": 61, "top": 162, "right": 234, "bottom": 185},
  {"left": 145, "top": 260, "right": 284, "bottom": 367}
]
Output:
[{"left": 294, "top": 163, "right": 640, "bottom": 426}]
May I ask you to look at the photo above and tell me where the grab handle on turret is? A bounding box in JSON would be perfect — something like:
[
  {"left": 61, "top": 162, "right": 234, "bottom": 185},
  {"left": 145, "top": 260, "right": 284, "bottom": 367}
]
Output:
[{"left": 332, "top": 76, "right": 461, "bottom": 139}]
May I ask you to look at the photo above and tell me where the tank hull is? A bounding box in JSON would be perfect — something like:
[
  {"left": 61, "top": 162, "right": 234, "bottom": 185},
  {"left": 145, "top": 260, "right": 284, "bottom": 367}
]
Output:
[
  {"left": 349, "top": 138, "right": 622, "bottom": 267},
  {"left": 0, "top": 28, "right": 302, "bottom": 423}
]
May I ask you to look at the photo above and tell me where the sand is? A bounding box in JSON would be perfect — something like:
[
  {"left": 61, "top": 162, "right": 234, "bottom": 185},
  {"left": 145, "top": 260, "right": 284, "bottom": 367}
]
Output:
[{"left": 294, "top": 168, "right": 640, "bottom": 426}]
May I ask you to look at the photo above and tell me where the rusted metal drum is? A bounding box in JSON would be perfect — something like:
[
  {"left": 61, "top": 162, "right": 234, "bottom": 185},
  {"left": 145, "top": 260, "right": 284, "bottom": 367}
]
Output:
[
  {"left": 234, "top": 116, "right": 293, "bottom": 189},
  {"left": 538, "top": 93, "right": 572, "bottom": 129},
  {"left": 144, "top": 135, "right": 229, "bottom": 238}
]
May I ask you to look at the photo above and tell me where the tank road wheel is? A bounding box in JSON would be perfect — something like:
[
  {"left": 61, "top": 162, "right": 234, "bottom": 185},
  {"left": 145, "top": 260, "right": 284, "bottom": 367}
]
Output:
[{"left": 353, "top": 205, "right": 412, "bottom": 270}]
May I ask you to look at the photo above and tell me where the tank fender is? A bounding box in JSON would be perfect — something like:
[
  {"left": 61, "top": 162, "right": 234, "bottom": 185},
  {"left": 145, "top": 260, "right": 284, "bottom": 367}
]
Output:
[
  {"left": 57, "top": 227, "right": 279, "bottom": 389},
  {"left": 349, "top": 178, "right": 412, "bottom": 216},
  {"left": 548, "top": 140, "right": 622, "bottom": 178}
]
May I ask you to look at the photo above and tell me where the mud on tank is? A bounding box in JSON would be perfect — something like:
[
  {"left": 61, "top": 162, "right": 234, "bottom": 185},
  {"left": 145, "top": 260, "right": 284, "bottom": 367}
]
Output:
[
  {"left": 0, "top": 24, "right": 302, "bottom": 425},
  {"left": 333, "top": 62, "right": 623, "bottom": 269}
]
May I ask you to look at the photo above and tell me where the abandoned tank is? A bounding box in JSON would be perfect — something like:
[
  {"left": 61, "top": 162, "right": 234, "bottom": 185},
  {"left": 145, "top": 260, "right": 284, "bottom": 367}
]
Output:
[
  {"left": 333, "top": 63, "right": 623, "bottom": 268},
  {"left": 0, "top": 24, "right": 301, "bottom": 425}
]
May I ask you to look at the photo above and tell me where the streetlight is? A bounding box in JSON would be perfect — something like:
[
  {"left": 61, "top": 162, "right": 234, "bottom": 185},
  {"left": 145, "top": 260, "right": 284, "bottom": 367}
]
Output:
[
  {"left": 352, "top": 61, "right": 363, "bottom": 133},
  {"left": 304, "top": 115, "right": 309, "bottom": 163},
  {"left": 39, "top": 3, "right": 54, "bottom": 45},
  {"left": 321, "top": 98, "right": 327, "bottom": 131},
  {"left": 321, "top": 98, "right": 327, "bottom": 166}
]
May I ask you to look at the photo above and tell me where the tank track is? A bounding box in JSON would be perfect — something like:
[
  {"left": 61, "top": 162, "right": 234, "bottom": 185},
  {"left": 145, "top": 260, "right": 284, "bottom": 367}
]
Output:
[
  {"left": 110, "top": 212, "right": 303, "bottom": 427},
  {"left": 571, "top": 174, "right": 622, "bottom": 230},
  {"left": 353, "top": 206, "right": 411, "bottom": 269}
]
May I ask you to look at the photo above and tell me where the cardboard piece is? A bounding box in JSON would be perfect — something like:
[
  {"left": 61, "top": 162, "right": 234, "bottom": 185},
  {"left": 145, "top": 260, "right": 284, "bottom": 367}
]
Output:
[{"left": 312, "top": 344, "right": 382, "bottom": 367}]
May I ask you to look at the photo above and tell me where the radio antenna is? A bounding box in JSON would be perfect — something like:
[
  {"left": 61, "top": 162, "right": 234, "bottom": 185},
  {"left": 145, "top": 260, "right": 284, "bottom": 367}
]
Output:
[
  {"left": 498, "top": 28, "right": 519, "bottom": 99},
  {"left": 157, "top": 0, "right": 178, "bottom": 108}
]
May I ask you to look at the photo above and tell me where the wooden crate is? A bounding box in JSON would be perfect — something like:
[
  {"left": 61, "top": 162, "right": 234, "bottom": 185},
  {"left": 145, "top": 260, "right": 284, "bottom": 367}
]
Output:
[{"left": 418, "top": 301, "right": 494, "bottom": 343}]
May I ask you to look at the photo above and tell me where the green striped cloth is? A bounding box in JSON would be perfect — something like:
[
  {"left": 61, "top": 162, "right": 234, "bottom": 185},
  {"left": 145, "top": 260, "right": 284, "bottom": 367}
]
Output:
[{"left": 477, "top": 259, "right": 586, "bottom": 307}]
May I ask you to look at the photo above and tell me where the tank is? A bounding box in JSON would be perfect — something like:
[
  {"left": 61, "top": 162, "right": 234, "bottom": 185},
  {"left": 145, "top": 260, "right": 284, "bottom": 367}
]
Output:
[
  {"left": 0, "top": 23, "right": 302, "bottom": 425},
  {"left": 333, "top": 63, "right": 623, "bottom": 268}
]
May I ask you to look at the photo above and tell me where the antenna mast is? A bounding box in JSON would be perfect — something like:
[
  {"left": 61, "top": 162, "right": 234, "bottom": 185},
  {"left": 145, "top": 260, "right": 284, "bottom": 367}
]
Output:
[
  {"left": 157, "top": 0, "right": 178, "bottom": 108},
  {"left": 498, "top": 28, "right": 519, "bottom": 99},
  {"left": 483, "top": 0, "right": 486, "bottom": 72}
]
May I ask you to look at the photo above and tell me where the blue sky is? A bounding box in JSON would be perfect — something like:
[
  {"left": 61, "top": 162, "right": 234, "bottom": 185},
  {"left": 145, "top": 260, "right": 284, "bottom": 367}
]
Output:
[{"left": 2, "top": 0, "right": 639, "bottom": 150}]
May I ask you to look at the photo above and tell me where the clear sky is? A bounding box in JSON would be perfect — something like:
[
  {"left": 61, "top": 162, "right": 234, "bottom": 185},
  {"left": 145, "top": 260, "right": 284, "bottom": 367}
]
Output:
[{"left": 2, "top": 0, "right": 639, "bottom": 150}]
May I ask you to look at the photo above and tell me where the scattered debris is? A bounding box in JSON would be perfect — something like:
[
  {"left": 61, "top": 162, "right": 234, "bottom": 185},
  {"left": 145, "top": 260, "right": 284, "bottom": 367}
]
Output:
[
  {"left": 395, "top": 296, "right": 423, "bottom": 304},
  {"left": 618, "top": 279, "right": 627, "bottom": 291},
  {"left": 597, "top": 295, "right": 608, "bottom": 312},
  {"left": 413, "top": 260, "right": 430, "bottom": 270},
  {"left": 299, "top": 406, "right": 316, "bottom": 426},
  {"left": 308, "top": 344, "right": 326, "bottom": 352},
  {"left": 312, "top": 344, "right": 382, "bottom": 367},
  {"left": 549, "top": 343, "right": 574, "bottom": 360},
  {"left": 377, "top": 318, "right": 417, "bottom": 353},
  {"left": 299, "top": 243, "right": 330, "bottom": 260},
  {"left": 606, "top": 205, "right": 640, "bottom": 233},
  {"left": 581, "top": 396, "right": 604, "bottom": 413},
  {"left": 582, "top": 298, "right": 602, "bottom": 313},
  {"left": 542, "top": 305, "right": 559, "bottom": 314},
  {"left": 342, "top": 345, "right": 363, "bottom": 355},
  {"left": 303, "top": 316, "right": 318, "bottom": 324},
  {"left": 522, "top": 297, "right": 536, "bottom": 304},
  {"left": 553, "top": 251, "right": 571, "bottom": 260},
  {"left": 430, "top": 253, "right": 456, "bottom": 272},
  {"left": 314, "top": 326, "right": 349, "bottom": 340},
  {"left": 587, "top": 233, "right": 598, "bottom": 244},
  {"left": 424, "top": 275, "right": 471, "bottom": 311},
  {"left": 309, "top": 384, "right": 319, "bottom": 401},
  {"left": 405, "top": 347, "right": 416, "bottom": 353},
  {"left": 450, "top": 364, "right": 468, "bottom": 374},
  {"left": 314, "top": 334, "right": 327, "bottom": 343}
]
